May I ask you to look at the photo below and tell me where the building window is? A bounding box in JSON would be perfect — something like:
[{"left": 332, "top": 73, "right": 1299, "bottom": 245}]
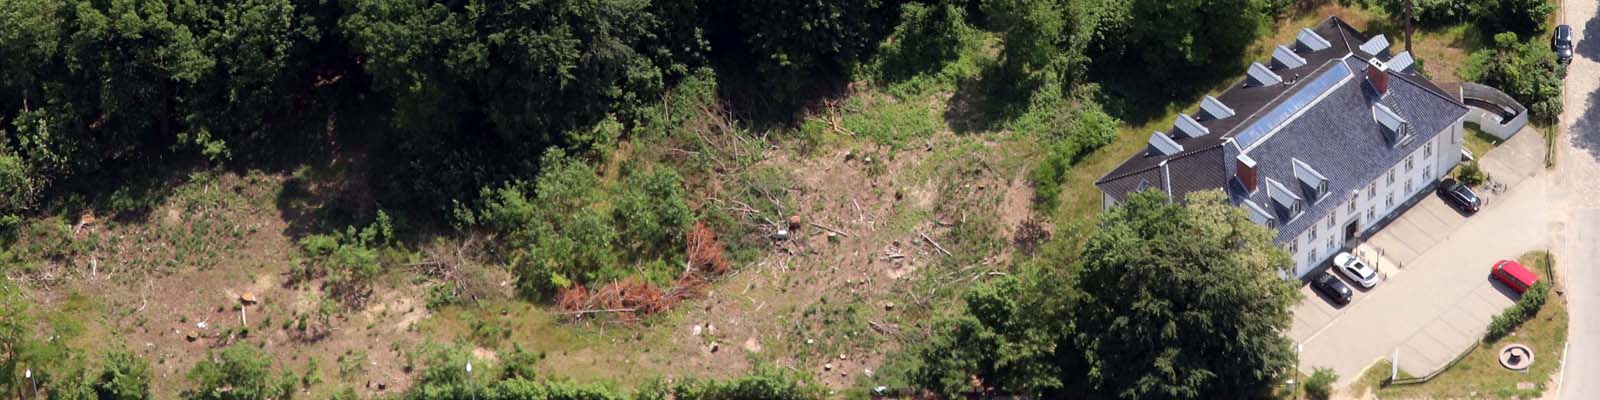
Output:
[
  {"left": 1406, "top": 154, "right": 1414, "bottom": 171},
  {"left": 1406, "top": 177, "right": 1413, "bottom": 193},
  {"left": 1386, "top": 192, "right": 1395, "bottom": 209},
  {"left": 1310, "top": 248, "right": 1319, "bottom": 265},
  {"left": 1327, "top": 236, "right": 1335, "bottom": 251},
  {"left": 1368, "top": 183, "right": 1376, "bottom": 198},
  {"left": 1425, "top": 141, "right": 1434, "bottom": 158},
  {"left": 1309, "top": 223, "right": 1319, "bottom": 241},
  {"left": 1349, "top": 200, "right": 1356, "bottom": 213},
  {"left": 1290, "top": 239, "right": 1298, "bottom": 254},
  {"left": 1424, "top": 165, "right": 1432, "bottom": 180},
  {"left": 1387, "top": 169, "right": 1396, "bottom": 185},
  {"left": 1327, "top": 213, "right": 1335, "bottom": 229},
  {"left": 1368, "top": 206, "right": 1376, "bottom": 222}
]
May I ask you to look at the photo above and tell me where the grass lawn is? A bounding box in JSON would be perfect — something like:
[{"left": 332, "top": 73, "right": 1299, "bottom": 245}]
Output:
[
  {"left": 1464, "top": 123, "right": 1506, "bottom": 159},
  {"left": 1353, "top": 251, "right": 1566, "bottom": 399}
]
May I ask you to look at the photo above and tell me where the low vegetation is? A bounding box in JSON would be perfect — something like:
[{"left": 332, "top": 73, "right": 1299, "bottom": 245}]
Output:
[{"left": 1305, "top": 367, "right": 1338, "bottom": 400}]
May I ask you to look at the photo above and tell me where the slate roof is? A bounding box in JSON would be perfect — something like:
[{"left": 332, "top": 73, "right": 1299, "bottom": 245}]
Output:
[
  {"left": 1243, "top": 57, "right": 1467, "bottom": 242},
  {"left": 1094, "top": 16, "right": 1468, "bottom": 244}
]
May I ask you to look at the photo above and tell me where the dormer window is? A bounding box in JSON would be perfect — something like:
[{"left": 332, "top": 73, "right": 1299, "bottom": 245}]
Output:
[
  {"left": 1243, "top": 199, "right": 1277, "bottom": 228},
  {"left": 1292, "top": 158, "right": 1329, "bottom": 201},
  {"left": 1374, "top": 103, "right": 1412, "bottom": 146},
  {"left": 1266, "top": 177, "right": 1304, "bottom": 219}
]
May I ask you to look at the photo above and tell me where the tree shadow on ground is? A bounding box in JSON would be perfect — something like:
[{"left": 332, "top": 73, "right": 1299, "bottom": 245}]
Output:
[{"left": 1566, "top": 13, "right": 1600, "bottom": 163}]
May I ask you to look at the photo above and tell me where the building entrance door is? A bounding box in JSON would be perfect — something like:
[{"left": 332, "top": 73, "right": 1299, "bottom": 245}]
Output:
[{"left": 1344, "top": 219, "right": 1360, "bottom": 245}]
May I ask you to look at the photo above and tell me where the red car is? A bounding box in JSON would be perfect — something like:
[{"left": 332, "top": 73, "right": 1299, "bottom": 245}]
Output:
[{"left": 1491, "top": 260, "right": 1540, "bottom": 294}]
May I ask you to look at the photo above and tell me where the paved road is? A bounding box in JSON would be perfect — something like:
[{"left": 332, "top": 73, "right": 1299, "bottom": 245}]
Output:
[
  {"left": 1558, "top": 0, "right": 1600, "bottom": 397},
  {"left": 1289, "top": 132, "right": 1548, "bottom": 385}
]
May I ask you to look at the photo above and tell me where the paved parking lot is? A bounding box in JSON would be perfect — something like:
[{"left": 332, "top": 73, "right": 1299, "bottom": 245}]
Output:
[{"left": 1289, "top": 129, "right": 1548, "bottom": 384}]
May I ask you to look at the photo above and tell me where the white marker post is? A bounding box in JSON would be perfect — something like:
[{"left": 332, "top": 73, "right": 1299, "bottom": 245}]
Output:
[{"left": 1392, "top": 348, "right": 1401, "bottom": 381}]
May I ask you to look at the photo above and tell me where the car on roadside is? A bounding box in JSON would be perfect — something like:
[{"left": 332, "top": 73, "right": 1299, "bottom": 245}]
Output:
[
  {"left": 1438, "top": 178, "right": 1481, "bottom": 213},
  {"left": 1491, "top": 259, "right": 1540, "bottom": 294},
  {"left": 1312, "top": 272, "right": 1353, "bottom": 305},
  {"left": 1554, "top": 24, "right": 1574, "bottom": 64},
  {"left": 1333, "top": 252, "right": 1379, "bottom": 289}
]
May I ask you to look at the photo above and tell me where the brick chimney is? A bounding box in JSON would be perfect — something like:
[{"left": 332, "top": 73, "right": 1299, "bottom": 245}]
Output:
[
  {"left": 1236, "top": 154, "right": 1258, "bottom": 193},
  {"left": 1366, "top": 58, "right": 1389, "bottom": 96}
]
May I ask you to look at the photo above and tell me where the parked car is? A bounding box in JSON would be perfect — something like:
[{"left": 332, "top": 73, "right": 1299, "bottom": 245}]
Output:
[
  {"left": 1554, "top": 24, "right": 1574, "bottom": 64},
  {"left": 1491, "top": 259, "right": 1540, "bottom": 294},
  {"left": 1438, "top": 178, "right": 1481, "bottom": 213},
  {"left": 1312, "top": 272, "right": 1353, "bottom": 304},
  {"left": 1334, "top": 252, "right": 1379, "bottom": 289}
]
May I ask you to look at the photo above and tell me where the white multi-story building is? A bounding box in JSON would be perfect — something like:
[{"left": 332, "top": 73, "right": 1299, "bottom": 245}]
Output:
[{"left": 1094, "top": 17, "right": 1468, "bottom": 278}]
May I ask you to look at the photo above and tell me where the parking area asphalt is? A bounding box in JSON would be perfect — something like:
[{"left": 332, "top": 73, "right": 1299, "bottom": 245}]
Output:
[{"left": 1289, "top": 129, "right": 1548, "bottom": 384}]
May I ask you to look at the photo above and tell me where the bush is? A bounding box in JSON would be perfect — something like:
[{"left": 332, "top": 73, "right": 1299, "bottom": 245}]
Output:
[
  {"left": 1458, "top": 160, "right": 1488, "bottom": 186},
  {"left": 0, "top": 153, "right": 33, "bottom": 235},
  {"left": 1462, "top": 33, "right": 1565, "bottom": 125},
  {"left": 95, "top": 350, "right": 153, "bottom": 400},
  {"left": 1304, "top": 367, "right": 1337, "bottom": 400},
  {"left": 1484, "top": 281, "right": 1550, "bottom": 342},
  {"left": 184, "top": 345, "right": 296, "bottom": 400},
  {"left": 1027, "top": 97, "right": 1121, "bottom": 208},
  {"left": 298, "top": 211, "right": 394, "bottom": 302}
]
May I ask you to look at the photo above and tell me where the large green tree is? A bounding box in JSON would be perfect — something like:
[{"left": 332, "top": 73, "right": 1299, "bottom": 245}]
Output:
[
  {"left": 907, "top": 189, "right": 1297, "bottom": 398},
  {"left": 1073, "top": 190, "right": 1299, "bottom": 398}
]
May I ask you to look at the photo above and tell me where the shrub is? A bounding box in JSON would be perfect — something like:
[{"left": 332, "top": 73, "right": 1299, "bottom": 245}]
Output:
[
  {"left": 1458, "top": 160, "right": 1488, "bottom": 187},
  {"left": 95, "top": 350, "right": 153, "bottom": 400},
  {"left": 0, "top": 153, "right": 34, "bottom": 235},
  {"left": 1027, "top": 97, "right": 1121, "bottom": 208},
  {"left": 184, "top": 345, "right": 296, "bottom": 400},
  {"left": 298, "top": 211, "right": 394, "bottom": 302},
  {"left": 1484, "top": 281, "right": 1550, "bottom": 342},
  {"left": 1462, "top": 33, "right": 1565, "bottom": 125},
  {"left": 613, "top": 168, "right": 693, "bottom": 258},
  {"left": 1304, "top": 367, "right": 1338, "bottom": 399}
]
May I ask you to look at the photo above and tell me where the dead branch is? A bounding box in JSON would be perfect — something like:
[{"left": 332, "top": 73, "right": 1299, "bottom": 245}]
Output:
[
  {"left": 810, "top": 222, "right": 851, "bottom": 237},
  {"left": 919, "top": 231, "right": 953, "bottom": 257}
]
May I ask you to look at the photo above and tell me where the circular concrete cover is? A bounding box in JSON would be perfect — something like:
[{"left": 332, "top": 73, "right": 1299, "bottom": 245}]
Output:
[{"left": 1499, "top": 344, "right": 1534, "bottom": 370}]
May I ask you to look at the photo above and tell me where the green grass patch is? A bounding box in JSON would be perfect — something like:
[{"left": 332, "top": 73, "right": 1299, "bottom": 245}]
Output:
[
  {"left": 1464, "top": 123, "right": 1505, "bottom": 159},
  {"left": 840, "top": 95, "right": 943, "bottom": 151}
]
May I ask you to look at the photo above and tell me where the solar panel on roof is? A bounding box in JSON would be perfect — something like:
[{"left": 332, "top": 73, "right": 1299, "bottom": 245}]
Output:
[
  {"left": 1200, "top": 95, "right": 1235, "bottom": 120},
  {"left": 1297, "top": 28, "right": 1331, "bottom": 51},
  {"left": 1247, "top": 63, "right": 1283, "bottom": 87},
  {"left": 1272, "top": 45, "right": 1307, "bottom": 69},
  {"left": 1388, "top": 51, "right": 1415, "bottom": 72},
  {"left": 1359, "top": 34, "right": 1390, "bottom": 55},
  {"left": 1235, "top": 61, "right": 1355, "bottom": 150}
]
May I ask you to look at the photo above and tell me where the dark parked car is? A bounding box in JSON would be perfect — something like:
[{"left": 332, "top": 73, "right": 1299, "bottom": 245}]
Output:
[
  {"left": 1554, "top": 24, "right": 1573, "bottom": 64},
  {"left": 1438, "top": 178, "right": 1481, "bottom": 213},
  {"left": 1312, "top": 272, "right": 1352, "bottom": 305}
]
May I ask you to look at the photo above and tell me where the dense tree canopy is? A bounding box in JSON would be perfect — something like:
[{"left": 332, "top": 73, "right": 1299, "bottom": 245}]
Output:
[
  {"left": 906, "top": 190, "right": 1300, "bottom": 399},
  {"left": 1074, "top": 190, "right": 1299, "bottom": 398}
]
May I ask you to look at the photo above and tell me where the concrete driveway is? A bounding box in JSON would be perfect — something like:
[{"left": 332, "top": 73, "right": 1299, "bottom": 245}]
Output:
[{"left": 1289, "top": 131, "right": 1548, "bottom": 385}]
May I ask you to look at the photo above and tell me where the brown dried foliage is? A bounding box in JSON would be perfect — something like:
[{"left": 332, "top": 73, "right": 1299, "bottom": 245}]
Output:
[{"left": 555, "top": 221, "right": 731, "bottom": 322}]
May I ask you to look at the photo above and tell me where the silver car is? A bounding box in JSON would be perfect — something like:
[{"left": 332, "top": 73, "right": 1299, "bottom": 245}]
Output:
[{"left": 1334, "top": 252, "right": 1379, "bottom": 288}]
